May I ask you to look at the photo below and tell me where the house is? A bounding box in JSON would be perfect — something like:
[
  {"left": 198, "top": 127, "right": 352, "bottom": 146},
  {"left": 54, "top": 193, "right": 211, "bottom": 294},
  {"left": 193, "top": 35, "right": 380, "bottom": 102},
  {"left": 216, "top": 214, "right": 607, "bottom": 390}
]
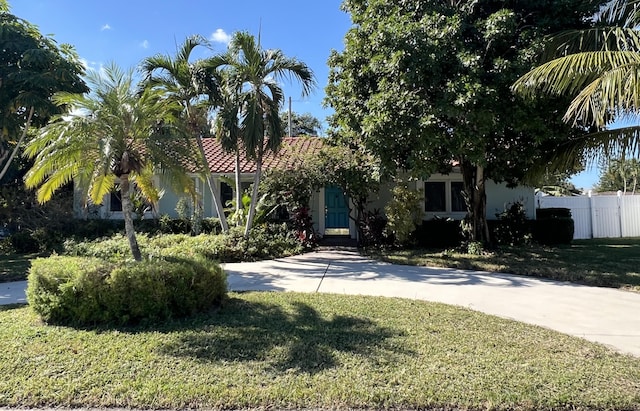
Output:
[{"left": 87, "top": 136, "right": 536, "bottom": 240}]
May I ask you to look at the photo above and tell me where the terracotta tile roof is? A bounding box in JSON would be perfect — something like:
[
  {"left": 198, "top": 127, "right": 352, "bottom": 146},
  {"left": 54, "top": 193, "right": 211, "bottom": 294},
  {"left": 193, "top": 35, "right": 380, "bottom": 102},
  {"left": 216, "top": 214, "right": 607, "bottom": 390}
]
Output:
[{"left": 201, "top": 136, "right": 325, "bottom": 174}]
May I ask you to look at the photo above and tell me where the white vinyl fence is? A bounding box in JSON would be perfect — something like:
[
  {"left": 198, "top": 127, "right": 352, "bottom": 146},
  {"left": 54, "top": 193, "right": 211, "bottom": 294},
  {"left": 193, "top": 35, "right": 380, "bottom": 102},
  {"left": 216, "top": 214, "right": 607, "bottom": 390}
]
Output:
[{"left": 536, "top": 192, "right": 640, "bottom": 240}]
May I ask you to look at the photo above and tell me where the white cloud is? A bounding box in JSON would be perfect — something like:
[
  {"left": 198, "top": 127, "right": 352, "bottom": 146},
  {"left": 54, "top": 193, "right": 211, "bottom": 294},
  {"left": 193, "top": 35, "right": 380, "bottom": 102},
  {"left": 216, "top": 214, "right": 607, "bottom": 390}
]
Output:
[
  {"left": 101, "top": 24, "right": 111, "bottom": 31},
  {"left": 140, "top": 40, "right": 149, "bottom": 49},
  {"left": 210, "top": 28, "right": 231, "bottom": 44}
]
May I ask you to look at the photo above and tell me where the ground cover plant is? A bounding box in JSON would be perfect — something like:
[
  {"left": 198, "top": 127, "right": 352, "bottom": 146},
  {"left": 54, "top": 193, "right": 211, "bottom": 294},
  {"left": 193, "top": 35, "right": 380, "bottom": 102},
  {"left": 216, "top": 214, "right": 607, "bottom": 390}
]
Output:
[
  {"left": 0, "top": 292, "right": 638, "bottom": 410},
  {"left": 367, "top": 238, "right": 640, "bottom": 291}
]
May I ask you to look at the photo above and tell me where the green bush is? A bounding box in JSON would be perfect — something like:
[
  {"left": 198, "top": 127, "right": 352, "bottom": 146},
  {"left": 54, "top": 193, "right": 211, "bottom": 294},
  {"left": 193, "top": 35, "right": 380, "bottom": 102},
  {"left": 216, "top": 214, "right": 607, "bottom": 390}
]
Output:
[
  {"left": 63, "top": 223, "right": 304, "bottom": 263},
  {"left": 492, "top": 201, "right": 531, "bottom": 246},
  {"left": 536, "top": 207, "right": 572, "bottom": 219},
  {"left": 384, "top": 184, "right": 423, "bottom": 245},
  {"left": 411, "top": 218, "right": 463, "bottom": 248},
  {"left": 9, "top": 231, "right": 41, "bottom": 253},
  {"left": 533, "top": 207, "right": 574, "bottom": 246},
  {"left": 532, "top": 217, "right": 574, "bottom": 246},
  {"left": 27, "top": 255, "right": 226, "bottom": 326}
]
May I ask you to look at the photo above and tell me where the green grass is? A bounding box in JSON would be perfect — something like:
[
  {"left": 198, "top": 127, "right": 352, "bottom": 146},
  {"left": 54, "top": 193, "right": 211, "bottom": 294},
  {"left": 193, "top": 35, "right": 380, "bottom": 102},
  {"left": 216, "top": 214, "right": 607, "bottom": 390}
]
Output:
[
  {"left": 0, "top": 253, "right": 41, "bottom": 283},
  {"left": 368, "top": 238, "right": 640, "bottom": 292},
  {"left": 1, "top": 292, "right": 639, "bottom": 410}
]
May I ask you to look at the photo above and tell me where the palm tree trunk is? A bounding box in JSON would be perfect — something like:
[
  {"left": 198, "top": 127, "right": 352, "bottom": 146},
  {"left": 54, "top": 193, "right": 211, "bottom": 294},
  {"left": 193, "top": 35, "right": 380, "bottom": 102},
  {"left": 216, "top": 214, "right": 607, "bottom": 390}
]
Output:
[
  {"left": 235, "top": 145, "right": 242, "bottom": 218},
  {"left": 244, "top": 148, "right": 263, "bottom": 238},
  {"left": 0, "top": 106, "right": 34, "bottom": 183},
  {"left": 120, "top": 173, "right": 142, "bottom": 261},
  {"left": 194, "top": 135, "right": 229, "bottom": 232}
]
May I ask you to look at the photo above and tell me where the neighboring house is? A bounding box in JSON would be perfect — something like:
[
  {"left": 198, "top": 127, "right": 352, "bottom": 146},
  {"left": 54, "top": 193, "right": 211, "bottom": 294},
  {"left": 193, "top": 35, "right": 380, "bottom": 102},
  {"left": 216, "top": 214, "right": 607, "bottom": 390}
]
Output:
[{"left": 82, "top": 136, "right": 535, "bottom": 239}]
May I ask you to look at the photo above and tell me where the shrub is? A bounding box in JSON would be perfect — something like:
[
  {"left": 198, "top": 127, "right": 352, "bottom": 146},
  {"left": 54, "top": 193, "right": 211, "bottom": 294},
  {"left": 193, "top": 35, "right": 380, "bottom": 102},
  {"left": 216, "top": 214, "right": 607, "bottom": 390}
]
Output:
[
  {"left": 492, "top": 201, "right": 531, "bottom": 246},
  {"left": 537, "top": 207, "right": 572, "bottom": 219},
  {"left": 9, "top": 231, "right": 40, "bottom": 253},
  {"left": 27, "top": 255, "right": 226, "bottom": 326},
  {"left": 358, "top": 208, "right": 388, "bottom": 247},
  {"left": 411, "top": 218, "right": 464, "bottom": 248},
  {"left": 384, "top": 184, "right": 423, "bottom": 245},
  {"left": 532, "top": 217, "right": 574, "bottom": 246}
]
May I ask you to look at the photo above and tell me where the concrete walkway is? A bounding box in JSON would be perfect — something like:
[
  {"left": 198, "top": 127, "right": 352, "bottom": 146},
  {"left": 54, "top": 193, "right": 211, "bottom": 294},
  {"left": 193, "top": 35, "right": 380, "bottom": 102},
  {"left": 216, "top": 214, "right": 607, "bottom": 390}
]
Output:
[{"left": 3, "top": 249, "right": 640, "bottom": 357}]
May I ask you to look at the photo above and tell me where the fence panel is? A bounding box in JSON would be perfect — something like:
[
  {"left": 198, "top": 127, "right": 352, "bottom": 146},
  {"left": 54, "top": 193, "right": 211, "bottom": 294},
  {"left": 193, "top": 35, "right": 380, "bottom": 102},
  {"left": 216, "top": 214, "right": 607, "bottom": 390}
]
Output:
[
  {"left": 621, "top": 196, "right": 640, "bottom": 237},
  {"left": 592, "top": 196, "right": 620, "bottom": 238},
  {"left": 537, "top": 193, "right": 640, "bottom": 239}
]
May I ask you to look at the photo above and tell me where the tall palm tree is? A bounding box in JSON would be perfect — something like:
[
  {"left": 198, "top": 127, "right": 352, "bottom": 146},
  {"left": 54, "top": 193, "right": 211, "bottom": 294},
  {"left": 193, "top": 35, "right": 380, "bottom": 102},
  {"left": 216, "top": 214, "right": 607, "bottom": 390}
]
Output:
[
  {"left": 24, "top": 63, "right": 196, "bottom": 261},
  {"left": 210, "top": 70, "right": 244, "bottom": 220},
  {"left": 209, "top": 31, "right": 315, "bottom": 237},
  {"left": 140, "top": 35, "right": 229, "bottom": 232},
  {"left": 512, "top": 0, "right": 640, "bottom": 171}
]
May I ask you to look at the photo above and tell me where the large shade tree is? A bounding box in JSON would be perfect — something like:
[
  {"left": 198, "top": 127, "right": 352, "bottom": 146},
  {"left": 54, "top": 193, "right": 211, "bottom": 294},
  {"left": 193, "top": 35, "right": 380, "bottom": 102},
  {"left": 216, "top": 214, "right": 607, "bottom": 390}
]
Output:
[
  {"left": 140, "top": 35, "right": 230, "bottom": 232},
  {"left": 513, "top": 0, "right": 640, "bottom": 171},
  {"left": 0, "top": 0, "right": 87, "bottom": 182},
  {"left": 326, "top": 0, "right": 603, "bottom": 244},
  {"left": 207, "top": 31, "right": 315, "bottom": 237},
  {"left": 24, "top": 64, "right": 196, "bottom": 261}
]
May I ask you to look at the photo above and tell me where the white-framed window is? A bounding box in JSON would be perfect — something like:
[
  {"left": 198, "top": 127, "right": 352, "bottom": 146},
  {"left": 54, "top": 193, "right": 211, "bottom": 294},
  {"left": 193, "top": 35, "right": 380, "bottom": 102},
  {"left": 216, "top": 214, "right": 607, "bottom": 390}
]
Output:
[{"left": 420, "top": 175, "right": 467, "bottom": 217}]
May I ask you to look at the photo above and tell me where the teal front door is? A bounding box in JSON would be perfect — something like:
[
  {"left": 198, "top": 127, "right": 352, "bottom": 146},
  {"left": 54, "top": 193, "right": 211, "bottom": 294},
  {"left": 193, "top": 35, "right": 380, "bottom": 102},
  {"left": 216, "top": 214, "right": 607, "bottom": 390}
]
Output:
[{"left": 325, "top": 186, "right": 349, "bottom": 234}]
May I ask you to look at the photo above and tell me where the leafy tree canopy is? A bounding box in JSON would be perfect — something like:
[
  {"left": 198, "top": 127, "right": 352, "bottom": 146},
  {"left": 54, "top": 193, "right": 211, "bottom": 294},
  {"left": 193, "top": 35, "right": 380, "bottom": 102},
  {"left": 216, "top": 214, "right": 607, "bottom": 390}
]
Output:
[
  {"left": 0, "top": 1, "right": 87, "bottom": 181},
  {"left": 326, "top": 0, "right": 604, "bottom": 243},
  {"left": 596, "top": 157, "right": 640, "bottom": 193},
  {"left": 279, "top": 111, "right": 323, "bottom": 136}
]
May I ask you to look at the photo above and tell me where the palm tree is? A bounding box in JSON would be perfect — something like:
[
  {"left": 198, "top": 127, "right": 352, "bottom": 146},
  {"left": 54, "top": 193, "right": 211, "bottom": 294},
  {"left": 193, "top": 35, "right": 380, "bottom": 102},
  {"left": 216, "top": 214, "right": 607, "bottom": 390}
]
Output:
[
  {"left": 210, "top": 70, "right": 244, "bottom": 220},
  {"left": 512, "top": 0, "right": 640, "bottom": 171},
  {"left": 24, "top": 63, "right": 196, "bottom": 261},
  {"left": 208, "top": 31, "right": 315, "bottom": 237},
  {"left": 140, "top": 35, "right": 229, "bottom": 232}
]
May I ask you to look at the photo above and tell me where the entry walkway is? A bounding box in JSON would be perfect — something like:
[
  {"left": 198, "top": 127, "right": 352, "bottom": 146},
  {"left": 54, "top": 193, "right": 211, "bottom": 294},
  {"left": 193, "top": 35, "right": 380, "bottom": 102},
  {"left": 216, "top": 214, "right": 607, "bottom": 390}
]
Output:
[{"left": 3, "top": 249, "right": 640, "bottom": 357}]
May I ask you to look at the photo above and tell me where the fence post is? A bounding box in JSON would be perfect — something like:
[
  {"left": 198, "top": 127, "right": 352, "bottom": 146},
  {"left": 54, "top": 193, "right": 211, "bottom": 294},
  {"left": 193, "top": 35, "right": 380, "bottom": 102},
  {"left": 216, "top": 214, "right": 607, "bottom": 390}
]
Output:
[{"left": 588, "top": 190, "right": 596, "bottom": 239}]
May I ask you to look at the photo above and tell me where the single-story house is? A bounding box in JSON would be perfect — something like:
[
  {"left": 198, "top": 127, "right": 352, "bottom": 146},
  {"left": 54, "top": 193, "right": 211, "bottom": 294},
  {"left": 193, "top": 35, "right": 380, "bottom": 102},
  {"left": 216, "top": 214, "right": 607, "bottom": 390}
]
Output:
[{"left": 83, "top": 136, "right": 535, "bottom": 239}]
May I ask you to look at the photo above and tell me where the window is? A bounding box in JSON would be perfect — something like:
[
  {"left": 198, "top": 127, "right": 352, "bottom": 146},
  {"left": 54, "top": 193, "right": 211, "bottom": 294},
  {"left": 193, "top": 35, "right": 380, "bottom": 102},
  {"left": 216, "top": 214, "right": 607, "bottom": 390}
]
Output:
[
  {"left": 451, "top": 181, "right": 466, "bottom": 212},
  {"left": 425, "top": 182, "right": 446, "bottom": 212},
  {"left": 109, "top": 191, "right": 122, "bottom": 212},
  {"left": 424, "top": 179, "right": 467, "bottom": 214},
  {"left": 221, "top": 182, "right": 233, "bottom": 208},
  {"left": 220, "top": 181, "right": 253, "bottom": 209}
]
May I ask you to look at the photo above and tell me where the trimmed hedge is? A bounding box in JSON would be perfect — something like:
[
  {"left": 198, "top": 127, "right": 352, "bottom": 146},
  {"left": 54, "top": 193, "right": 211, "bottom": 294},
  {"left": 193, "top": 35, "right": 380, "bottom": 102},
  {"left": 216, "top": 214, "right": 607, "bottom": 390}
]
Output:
[
  {"left": 533, "top": 207, "right": 574, "bottom": 245},
  {"left": 27, "top": 255, "right": 227, "bottom": 326},
  {"left": 63, "top": 224, "right": 304, "bottom": 263},
  {"left": 411, "top": 219, "right": 463, "bottom": 248},
  {"left": 532, "top": 217, "right": 574, "bottom": 246}
]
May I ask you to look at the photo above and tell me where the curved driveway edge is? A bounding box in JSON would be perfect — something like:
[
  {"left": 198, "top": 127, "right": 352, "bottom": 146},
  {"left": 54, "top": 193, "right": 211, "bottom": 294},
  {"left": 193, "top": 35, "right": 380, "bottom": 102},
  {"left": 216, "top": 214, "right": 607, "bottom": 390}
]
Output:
[
  {"left": 2, "top": 250, "right": 639, "bottom": 357},
  {"left": 223, "top": 249, "right": 640, "bottom": 357}
]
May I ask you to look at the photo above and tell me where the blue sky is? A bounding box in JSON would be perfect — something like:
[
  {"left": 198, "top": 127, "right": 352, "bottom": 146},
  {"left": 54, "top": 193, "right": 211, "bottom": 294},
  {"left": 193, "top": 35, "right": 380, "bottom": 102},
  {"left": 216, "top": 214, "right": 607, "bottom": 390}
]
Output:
[{"left": 10, "top": 1, "right": 603, "bottom": 189}]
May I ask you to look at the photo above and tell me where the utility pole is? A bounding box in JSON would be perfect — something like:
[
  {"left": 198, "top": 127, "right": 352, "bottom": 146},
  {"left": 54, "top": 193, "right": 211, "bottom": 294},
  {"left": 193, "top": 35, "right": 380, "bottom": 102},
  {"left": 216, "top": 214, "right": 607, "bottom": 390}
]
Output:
[{"left": 288, "top": 96, "right": 292, "bottom": 137}]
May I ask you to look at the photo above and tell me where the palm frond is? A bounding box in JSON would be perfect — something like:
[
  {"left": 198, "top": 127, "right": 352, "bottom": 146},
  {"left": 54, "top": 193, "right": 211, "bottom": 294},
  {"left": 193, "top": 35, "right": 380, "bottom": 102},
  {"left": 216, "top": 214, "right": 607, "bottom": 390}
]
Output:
[
  {"left": 542, "top": 27, "right": 640, "bottom": 60},
  {"left": 513, "top": 51, "right": 640, "bottom": 99}
]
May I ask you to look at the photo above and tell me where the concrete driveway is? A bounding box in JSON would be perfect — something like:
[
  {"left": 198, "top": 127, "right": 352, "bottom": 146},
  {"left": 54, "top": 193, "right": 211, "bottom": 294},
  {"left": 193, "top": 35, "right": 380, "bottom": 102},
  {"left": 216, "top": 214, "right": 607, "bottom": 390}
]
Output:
[
  {"left": 223, "top": 249, "right": 640, "bottom": 357},
  {"left": 3, "top": 249, "right": 639, "bottom": 357}
]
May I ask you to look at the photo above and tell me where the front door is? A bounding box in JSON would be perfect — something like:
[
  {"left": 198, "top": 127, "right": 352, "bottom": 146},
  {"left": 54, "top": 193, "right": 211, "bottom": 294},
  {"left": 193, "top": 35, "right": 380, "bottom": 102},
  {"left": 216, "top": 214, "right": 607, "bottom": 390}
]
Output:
[{"left": 325, "top": 186, "right": 349, "bottom": 235}]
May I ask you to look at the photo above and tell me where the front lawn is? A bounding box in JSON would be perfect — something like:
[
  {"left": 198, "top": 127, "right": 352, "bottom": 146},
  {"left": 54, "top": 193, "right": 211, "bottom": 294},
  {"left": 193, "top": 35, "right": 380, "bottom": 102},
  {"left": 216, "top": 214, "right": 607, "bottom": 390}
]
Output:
[
  {"left": 0, "top": 292, "right": 638, "bottom": 410},
  {"left": 368, "top": 238, "right": 640, "bottom": 291}
]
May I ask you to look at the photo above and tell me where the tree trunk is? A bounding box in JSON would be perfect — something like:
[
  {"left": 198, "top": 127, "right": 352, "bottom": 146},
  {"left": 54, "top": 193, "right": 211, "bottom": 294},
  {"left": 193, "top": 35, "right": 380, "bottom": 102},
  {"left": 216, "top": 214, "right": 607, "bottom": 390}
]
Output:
[
  {"left": 194, "top": 135, "right": 229, "bottom": 232},
  {"left": 0, "top": 106, "right": 34, "bottom": 183},
  {"left": 460, "top": 160, "right": 490, "bottom": 245},
  {"left": 120, "top": 173, "right": 142, "bottom": 261},
  {"left": 244, "top": 148, "right": 263, "bottom": 238},
  {"left": 235, "top": 145, "right": 242, "bottom": 219}
]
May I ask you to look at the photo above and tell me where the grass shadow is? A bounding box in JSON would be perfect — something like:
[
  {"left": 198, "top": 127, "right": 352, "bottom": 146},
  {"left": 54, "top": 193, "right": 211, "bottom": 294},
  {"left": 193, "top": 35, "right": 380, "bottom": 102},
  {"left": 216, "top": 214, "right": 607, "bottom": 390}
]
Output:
[
  {"left": 0, "top": 303, "right": 27, "bottom": 312},
  {"left": 157, "top": 296, "right": 409, "bottom": 374},
  {"left": 0, "top": 253, "right": 42, "bottom": 283}
]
